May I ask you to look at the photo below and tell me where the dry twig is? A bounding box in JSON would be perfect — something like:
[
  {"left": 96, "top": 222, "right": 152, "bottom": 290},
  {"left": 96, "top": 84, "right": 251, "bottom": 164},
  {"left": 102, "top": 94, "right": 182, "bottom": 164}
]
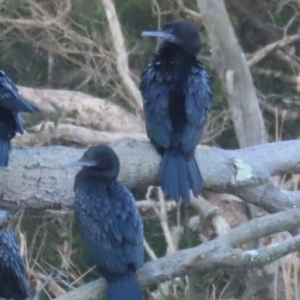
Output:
[
  {"left": 0, "top": 1, "right": 141, "bottom": 112},
  {"left": 248, "top": 34, "right": 300, "bottom": 67},
  {"left": 54, "top": 208, "right": 300, "bottom": 300}
]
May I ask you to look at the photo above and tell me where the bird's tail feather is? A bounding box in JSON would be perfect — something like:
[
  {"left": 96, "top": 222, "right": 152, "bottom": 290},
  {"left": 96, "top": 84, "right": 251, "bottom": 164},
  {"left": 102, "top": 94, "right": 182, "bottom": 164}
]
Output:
[
  {"left": 0, "top": 139, "right": 11, "bottom": 167},
  {"left": 19, "top": 96, "right": 40, "bottom": 113},
  {"left": 159, "top": 149, "right": 202, "bottom": 202},
  {"left": 107, "top": 275, "right": 142, "bottom": 300}
]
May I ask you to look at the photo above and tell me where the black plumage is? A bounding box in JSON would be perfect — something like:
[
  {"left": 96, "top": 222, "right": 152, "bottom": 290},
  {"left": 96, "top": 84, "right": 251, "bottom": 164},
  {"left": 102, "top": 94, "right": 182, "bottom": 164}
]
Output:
[
  {"left": 0, "top": 69, "right": 40, "bottom": 167},
  {"left": 140, "top": 20, "right": 212, "bottom": 203},
  {"left": 67, "top": 145, "right": 144, "bottom": 300},
  {"left": 0, "top": 210, "right": 29, "bottom": 300}
]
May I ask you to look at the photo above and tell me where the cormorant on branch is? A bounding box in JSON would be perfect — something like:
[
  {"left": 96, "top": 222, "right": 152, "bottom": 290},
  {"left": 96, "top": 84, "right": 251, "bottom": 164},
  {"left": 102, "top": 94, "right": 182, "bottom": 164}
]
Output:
[
  {"left": 0, "top": 69, "right": 40, "bottom": 167},
  {"left": 140, "top": 20, "right": 212, "bottom": 203},
  {"left": 0, "top": 209, "right": 29, "bottom": 300},
  {"left": 66, "top": 145, "right": 144, "bottom": 300}
]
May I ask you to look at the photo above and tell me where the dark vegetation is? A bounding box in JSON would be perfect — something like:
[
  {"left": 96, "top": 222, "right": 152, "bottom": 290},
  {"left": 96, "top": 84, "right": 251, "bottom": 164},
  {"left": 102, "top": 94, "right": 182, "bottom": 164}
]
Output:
[{"left": 1, "top": 0, "right": 299, "bottom": 146}]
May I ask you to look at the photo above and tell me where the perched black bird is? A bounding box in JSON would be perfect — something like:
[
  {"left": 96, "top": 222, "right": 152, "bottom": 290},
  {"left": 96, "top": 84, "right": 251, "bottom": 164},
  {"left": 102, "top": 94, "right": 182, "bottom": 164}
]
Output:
[
  {"left": 140, "top": 20, "right": 212, "bottom": 203},
  {"left": 0, "top": 69, "right": 40, "bottom": 167},
  {"left": 0, "top": 210, "right": 29, "bottom": 300},
  {"left": 66, "top": 145, "right": 144, "bottom": 300}
]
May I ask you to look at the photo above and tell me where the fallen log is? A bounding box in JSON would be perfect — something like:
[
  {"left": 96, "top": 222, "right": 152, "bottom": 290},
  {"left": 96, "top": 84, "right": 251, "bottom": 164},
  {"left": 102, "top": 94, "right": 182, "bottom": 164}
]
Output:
[
  {"left": 17, "top": 86, "right": 145, "bottom": 133},
  {"left": 1, "top": 139, "right": 300, "bottom": 213}
]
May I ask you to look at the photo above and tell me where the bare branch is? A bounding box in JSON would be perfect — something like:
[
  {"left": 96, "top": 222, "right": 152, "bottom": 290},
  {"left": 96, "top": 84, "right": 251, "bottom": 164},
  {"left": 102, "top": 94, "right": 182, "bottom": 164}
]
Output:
[
  {"left": 174, "top": 0, "right": 202, "bottom": 19},
  {"left": 276, "top": 49, "right": 300, "bottom": 73},
  {"left": 190, "top": 195, "right": 231, "bottom": 239},
  {"left": 248, "top": 34, "right": 300, "bottom": 67},
  {"left": 54, "top": 208, "right": 300, "bottom": 300},
  {"left": 252, "top": 68, "right": 299, "bottom": 85},
  {"left": 258, "top": 97, "right": 300, "bottom": 122},
  {"left": 0, "top": 2, "right": 141, "bottom": 112},
  {"left": 17, "top": 86, "right": 145, "bottom": 133},
  {"left": 157, "top": 188, "right": 176, "bottom": 254},
  {"left": 98, "top": 0, "right": 143, "bottom": 112},
  {"left": 13, "top": 123, "right": 147, "bottom": 147}
]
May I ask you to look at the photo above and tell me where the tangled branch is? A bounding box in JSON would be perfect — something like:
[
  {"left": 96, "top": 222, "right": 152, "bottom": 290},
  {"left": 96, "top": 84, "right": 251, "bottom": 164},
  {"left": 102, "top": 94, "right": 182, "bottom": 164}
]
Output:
[
  {"left": 0, "top": 0, "right": 141, "bottom": 112},
  {"left": 54, "top": 208, "right": 300, "bottom": 300}
]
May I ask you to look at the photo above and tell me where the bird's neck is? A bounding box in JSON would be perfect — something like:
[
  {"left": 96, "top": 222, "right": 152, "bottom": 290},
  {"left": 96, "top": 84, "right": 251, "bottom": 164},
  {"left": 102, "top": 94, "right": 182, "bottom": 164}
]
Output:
[
  {"left": 75, "top": 167, "right": 117, "bottom": 184},
  {"left": 158, "top": 43, "right": 196, "bottom": 64}
]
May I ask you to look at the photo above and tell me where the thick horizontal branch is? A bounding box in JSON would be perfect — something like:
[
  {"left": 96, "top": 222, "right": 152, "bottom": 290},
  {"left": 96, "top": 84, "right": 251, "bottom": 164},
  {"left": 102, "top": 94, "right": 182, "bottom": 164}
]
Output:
[
  {"left": 55, "top": 208, "right": 300, "bottom": 300},
  {"left": 1, "top": 139, "right": 300, "bottom": 212}
]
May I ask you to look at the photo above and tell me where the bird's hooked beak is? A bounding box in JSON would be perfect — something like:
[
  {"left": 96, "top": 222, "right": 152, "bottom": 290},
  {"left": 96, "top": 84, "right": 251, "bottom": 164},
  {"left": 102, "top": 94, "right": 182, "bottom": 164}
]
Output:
[
  {"left": 64, "top": 158, "right": 97, "bottom": 169},
  {"left": 142, "top": 30, "right": 176, "bottom": 43}
]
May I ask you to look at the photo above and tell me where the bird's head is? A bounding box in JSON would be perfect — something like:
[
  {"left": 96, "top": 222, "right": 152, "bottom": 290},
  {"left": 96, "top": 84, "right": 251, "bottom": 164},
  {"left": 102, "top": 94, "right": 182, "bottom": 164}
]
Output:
[
  {"left": 142, "top": 20, "right": 201, "bottom": 56},
  {"left": 65, "top": 145, "right": 120, "bottom": 180}
]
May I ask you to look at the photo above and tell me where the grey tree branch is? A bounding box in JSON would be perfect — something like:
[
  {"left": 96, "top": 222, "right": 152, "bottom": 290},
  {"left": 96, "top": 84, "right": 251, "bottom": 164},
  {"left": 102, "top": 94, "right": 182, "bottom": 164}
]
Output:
[
  {"left": 197, "top": 0, "right": 268, "bottom": 147},
  {"left": 54, "top": 208, "right": 300, "bottom": 300},
  {"left": 248, "top": 34, "right": 300, "bottom": 67},
  {"left": 174, "top": 0, "right": 202, "bottom": 19},
  {"left": 17, "top": 86, "right": 145, "bottom": 134},
  {"left": 13, "top": 122, "right": 147, "bottom": 147},
  {"left": 1, "top": 139, "right": 300, "bottom": 214},
  {"left": 98, "top": 0, "right": 143, "bottom": 112},
  {"left": 252, "top": 68, "right": 300, "bottom": 85}
]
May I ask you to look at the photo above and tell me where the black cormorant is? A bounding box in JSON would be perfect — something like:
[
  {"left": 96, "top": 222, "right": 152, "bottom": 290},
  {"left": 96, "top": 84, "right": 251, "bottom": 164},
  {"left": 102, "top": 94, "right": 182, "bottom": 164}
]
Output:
[
  {"left": 0, "top": 209, "right": 29, "bottom": 300},
  {"left": 66, "top": 145, "right": 144, "bottom": 300},
  {"left": 140, "top": 20, "right": 212, "bottom": 203},
  {"left": 0, "top": 69, "right": 40, "bottom": 167}
]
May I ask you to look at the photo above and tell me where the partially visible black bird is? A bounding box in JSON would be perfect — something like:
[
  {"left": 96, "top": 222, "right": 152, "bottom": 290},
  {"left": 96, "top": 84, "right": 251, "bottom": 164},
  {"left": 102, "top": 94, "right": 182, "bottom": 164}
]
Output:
[
  {"left": 140, "top": 20, "right": 212, "bottom": 203},
  {"left": 66, "top": 145, "right": 144, "bottom": 300},
  {"left": 0, "top": 209, "right": 29, "bottom": 300},
  {"left": 0, "top": 69, "right": 40, "bottom": 167}
]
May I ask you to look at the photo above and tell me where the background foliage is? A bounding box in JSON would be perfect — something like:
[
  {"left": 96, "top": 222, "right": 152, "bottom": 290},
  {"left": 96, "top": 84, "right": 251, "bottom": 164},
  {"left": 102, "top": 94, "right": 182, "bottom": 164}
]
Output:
[{"left": 1, "top": 0, "right": 299, "bottom": 148}]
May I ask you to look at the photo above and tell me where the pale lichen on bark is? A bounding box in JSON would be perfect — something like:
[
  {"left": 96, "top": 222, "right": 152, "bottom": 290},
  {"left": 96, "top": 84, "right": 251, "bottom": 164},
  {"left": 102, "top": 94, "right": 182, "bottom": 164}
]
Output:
[{"left": 232, "top": 158, "right": 253, "bottom": 184}]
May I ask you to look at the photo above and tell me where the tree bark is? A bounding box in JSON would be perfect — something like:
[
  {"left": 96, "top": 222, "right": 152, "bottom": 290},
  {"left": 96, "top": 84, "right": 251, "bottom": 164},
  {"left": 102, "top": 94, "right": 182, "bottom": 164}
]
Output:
[
  {"left": 1, "top": 139, "right": 300, "bottom": 213},
  {"left": 197, "top": 0, "right": 268, "bottom": 147}
]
